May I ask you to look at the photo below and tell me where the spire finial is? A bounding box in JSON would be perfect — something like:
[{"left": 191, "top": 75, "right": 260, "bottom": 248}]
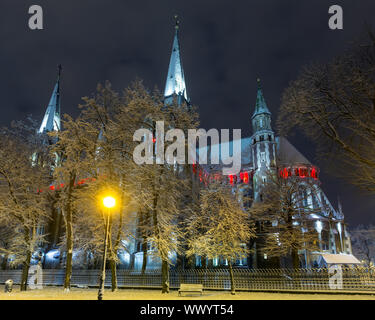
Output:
[
  {"left": 252, "top": 77, "right": 271, "bottom": 119},
  {"left": 174, "top": 14, "right": 179, "bottom": 30},
  {"left": 57, "top": 64, "right": 62, "bottom": 79}
]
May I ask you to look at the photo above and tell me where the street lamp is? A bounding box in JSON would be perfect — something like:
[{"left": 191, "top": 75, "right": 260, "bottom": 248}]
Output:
[{"left": 98, "top": 195, "right": 116, "bottom": 300}]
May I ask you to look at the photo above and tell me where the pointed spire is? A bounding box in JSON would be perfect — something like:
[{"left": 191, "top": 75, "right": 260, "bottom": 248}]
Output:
[
  {"left": 39, "top": 65, "right": 62, "bottom": 133},
  {"left": 252, "top": 78, "right": 271, "bottom": 119},
  {"left": 337, "top": 196, "right": 343, "bottom": 216},
  {"left": 164, "top": 15, "right": 189, "bottom": 106}
]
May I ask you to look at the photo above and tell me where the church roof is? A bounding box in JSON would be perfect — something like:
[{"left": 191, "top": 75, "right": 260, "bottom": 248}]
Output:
[
  {"left": 39, "top": 65, "right": 61, "bottom": 133},
  {"left": 275, "top": 136, "right": 312, "bottom": 165},
  {"left": 196, "top": 136, "right": 253, "bottom": 171},
  {"left": 164, "top": 16, "right": 189, "bottom": 105},
  {"left": 196, "top": 136, "right": 312, "bottom": 172},
  {"left": 252, "top": 78, "right": 271, "bottom": 119}
]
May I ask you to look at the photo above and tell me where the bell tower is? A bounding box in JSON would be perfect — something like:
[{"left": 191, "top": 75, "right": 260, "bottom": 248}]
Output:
[{"left": 251, "top": 79, "right": 277, "bottom": 202}]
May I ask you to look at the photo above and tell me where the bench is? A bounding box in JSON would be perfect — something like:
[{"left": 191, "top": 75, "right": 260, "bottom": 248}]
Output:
[{"left": 178, "top": 283, "right": 203, "bottom": 296}]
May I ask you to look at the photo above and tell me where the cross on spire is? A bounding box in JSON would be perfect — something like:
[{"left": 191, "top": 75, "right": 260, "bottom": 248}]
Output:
[
  {"left": 174, "top": 14, "right": 179, "bottom": 29},
  {"left": 58, "top": 64, "right": 62, "bottom": 78}
]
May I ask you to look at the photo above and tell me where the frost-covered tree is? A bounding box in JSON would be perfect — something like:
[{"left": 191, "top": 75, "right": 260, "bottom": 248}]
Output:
[
  {"left": 72, "top": 178, "right": 135, "bottom": 290},
  {"left": 249, "top": 171, "right": 320, "bottom": 268},
  {"left": 186, "top": 181, "right": 256, "bottom": 295},
  {"left": 50, "top": 112, "right": 100, "bottom": 291},
  {"left": 114, "top": 84, "right": 199, "bottom": 293},
  {"left": 0, "top": 121, "right": 51, "bottom": 290},
  {"left": 277, "top": 29, "right": 375, "bottom": 193},
  {"left": 52, "top": 80, "right": 199, "bottom": 294},
  {"left": 0, "top": 224, "right": 15, "bottom": 270},
  {"left": 50, "top": 81, "right": 130, "bottom": 291}
]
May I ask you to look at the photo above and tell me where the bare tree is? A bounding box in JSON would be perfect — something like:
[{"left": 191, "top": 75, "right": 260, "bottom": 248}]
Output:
[
  {"left": 0, "top": 224, "right": 15, "bottom": 270},
  {"left": 52, "top": 80, "right": 199, "bottom": 295},
  {"left": 50, "top": 112, "right": 100, "bottom": 291},
  {"left": 186, "top": 181, "right": 256, "bottom": 295},
  {"left": 277, "top": 29, "right": 375, "bottom": 192},
  {"left": 351, "top": 224, "right": 375, "bottom": 265},
  {"left": 111, "top": 82, "right": 199, "bottom": 293},
  {"left": 249, "top": 171, "right": 320, "bottom": 268},
  {"left": 0, "top": 122, "right": 51, "bottom": 290}
]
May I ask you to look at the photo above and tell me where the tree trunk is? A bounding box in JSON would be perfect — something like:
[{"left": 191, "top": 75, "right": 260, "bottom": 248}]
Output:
[
  {"left": 291, "top": 248, "right": 300, "bottom": 269},
  {"left": 186, "top": 255, "right": 194, "bottom": 269},
  {"left": 1, "top": 253, "right": 8, "bottom": 270},
  {"left": 20, "top": 249, "right": 32, "bottom": 291},
  {"left": 108, "top": 220, "right": 117, "bottom": 292},
  {"left": 139, "top": 209, "right": 149, "bottom": 275},
  {"left": 161, "top": 259, "right": 170, "bottom": 293},
  {"left": 20, "top": 227, "right": 32, "bottom": 291},
  {"left": 141, "top": 236, "right": 148, "bottom": 275},
  {"left": 201, "top": 255, "right": 207, "bottom": 269},
  {"left": 287, "top": 210, "right": 300, "bottom": 269},
  {"left": 109, "top": 258, "right": 117, "bottom": 292},
  {"left": 63, "top": 173, "right": 75, "bottom": 292},
  {"left": 64, "top": 227, "right": 73, "bottom": 291},
  {"left": 228, "top": 261, "right": 235, "bottom": 295},
  {"left": 207, "top": 258, "right": 213, "bottom": 268}
]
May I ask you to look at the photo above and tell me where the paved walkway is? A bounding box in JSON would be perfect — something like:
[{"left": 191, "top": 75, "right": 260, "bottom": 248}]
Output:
[{"left": 1, "top": 286, "right": 375, "bottom": 300}]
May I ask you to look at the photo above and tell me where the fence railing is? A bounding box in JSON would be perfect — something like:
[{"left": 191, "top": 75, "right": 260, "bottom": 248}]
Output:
[{"left": 1, "top": 267, "right": 375, "bottom": 293}]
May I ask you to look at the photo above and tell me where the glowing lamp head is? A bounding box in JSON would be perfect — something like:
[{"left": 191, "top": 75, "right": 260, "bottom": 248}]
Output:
[{"left": 103, "top": 196, "right": 116, "bottom": 209}]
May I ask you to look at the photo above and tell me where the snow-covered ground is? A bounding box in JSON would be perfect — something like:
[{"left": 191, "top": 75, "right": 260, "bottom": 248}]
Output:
[{"left": 0, "top": 286, "right": 374, "bottom": 300}]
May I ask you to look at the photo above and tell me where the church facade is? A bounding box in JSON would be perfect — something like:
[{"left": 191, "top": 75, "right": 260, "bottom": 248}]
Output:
[
  {"left": 37, "top": 20, "right": 353, "bottom": 270},
  {"left": 193, "top": 79, "right": 353, "bottom": 268}
]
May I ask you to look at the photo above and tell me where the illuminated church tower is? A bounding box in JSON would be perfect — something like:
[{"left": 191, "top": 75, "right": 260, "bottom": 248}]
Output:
[
  {"left": 251, "top": 79, "right": 277, "bottom": 202},
  {"left": 164, "top": 16, "right": 189, "bottom": 106},
  {"left": 39, "top": 65, "right": 62, "bottom": 135},
  {"left": 39, "top": 65, "right": 64, "bottom": 259}
]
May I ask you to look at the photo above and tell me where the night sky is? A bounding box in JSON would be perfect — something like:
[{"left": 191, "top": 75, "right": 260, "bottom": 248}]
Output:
[{"left": 1, "top": 0, "right": 375, "bottom": 228}]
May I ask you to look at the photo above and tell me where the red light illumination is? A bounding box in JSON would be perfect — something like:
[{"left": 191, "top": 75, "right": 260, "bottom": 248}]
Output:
[
  {"left": 240, "top": 172, "right": 249, "bottom": 184},
  {"left": 280, "top": 166, "right": 318, "bottom": 180},
  {"left": 311, "top": 167, "right": 317, "bottom": 179},
  {"left": 299, "top": 168, "right": 304, "bottom": 178},
  {"left": 192, "top": 163, "right": 197, "bottom": 174}
]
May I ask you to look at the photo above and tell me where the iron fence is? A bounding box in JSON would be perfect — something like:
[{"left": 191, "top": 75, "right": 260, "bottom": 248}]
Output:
[{"left": 1, "top": 267, "right": 375, "bottom": 293}]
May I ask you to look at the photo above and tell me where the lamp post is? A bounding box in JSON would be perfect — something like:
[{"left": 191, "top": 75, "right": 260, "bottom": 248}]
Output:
[{"left": 98, "top": 196, "right": 116, "bottom": 300}]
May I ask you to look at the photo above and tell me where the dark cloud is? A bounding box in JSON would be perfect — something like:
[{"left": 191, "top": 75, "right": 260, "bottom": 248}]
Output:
[{"left": 1, "top": 0, "right": 375, "bottom": 227}]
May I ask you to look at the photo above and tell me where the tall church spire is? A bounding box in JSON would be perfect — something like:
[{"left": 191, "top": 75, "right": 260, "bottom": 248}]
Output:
[
  {"left": 252, "top": 78, "right": 272, "bottom": 134},
  {"left": 252, "top": 78, "right": 271, "bottom": 119},
  {"left": 39, "top": 65, "right": 62, "bottom": 133},
  {"left": 164, "top": 15, "right": 189, "bottom": 106},
  {"left": 250, "top": 78, "right": 276, "bottom": 202}
]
